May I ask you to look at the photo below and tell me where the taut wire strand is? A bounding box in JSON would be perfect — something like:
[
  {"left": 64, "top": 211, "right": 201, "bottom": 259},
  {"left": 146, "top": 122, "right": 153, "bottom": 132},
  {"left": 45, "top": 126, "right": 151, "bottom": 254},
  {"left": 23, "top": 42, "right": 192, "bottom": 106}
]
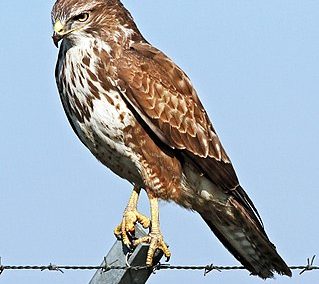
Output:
[{"left": 0, "top": 255, "right": 317, "bottom": 276}]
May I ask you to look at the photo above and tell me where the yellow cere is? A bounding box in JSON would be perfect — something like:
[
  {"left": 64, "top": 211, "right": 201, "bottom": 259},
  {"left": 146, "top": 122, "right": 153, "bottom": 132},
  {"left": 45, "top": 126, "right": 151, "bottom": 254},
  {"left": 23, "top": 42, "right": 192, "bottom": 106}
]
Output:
[{"left": 54, "top": 20, "right": 64, "bottom": 34}]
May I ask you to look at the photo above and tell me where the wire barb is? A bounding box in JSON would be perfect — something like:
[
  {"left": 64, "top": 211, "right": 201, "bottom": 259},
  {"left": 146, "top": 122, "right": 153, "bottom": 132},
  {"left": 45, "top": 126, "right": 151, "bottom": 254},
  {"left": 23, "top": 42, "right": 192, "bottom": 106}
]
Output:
[
  {"left": 41, "top": 263, "right": 64, "bottom": 274},
  {"left": 101, "top": 257, "right": 109, "bottom": 273},
  {"left": 299, "top": 255, "right": 316, "bottom": 275},
  {"left": 152, "top": 262, "right": 167, "bottom": 274},
  {"left": 204, "top": 263, "right": 220, "bottom": 276},
  {"left": 100, "top": 256, "right": 118, "bottom": 273}
]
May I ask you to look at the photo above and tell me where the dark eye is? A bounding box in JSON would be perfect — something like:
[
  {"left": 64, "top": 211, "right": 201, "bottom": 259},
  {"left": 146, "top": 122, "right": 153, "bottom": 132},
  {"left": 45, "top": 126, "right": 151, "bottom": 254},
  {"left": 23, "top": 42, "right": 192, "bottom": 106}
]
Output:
[{"left": 73, "top": 12, "right": 89, "bottom": 22}]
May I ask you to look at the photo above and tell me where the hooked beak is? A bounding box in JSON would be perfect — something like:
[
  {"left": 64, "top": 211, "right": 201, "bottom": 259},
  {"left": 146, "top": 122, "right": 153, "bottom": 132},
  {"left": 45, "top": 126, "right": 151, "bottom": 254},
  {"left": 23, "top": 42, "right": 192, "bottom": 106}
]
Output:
[
  {"left": 52, "top": 32, "right": 62, "bottom": 48},
  {"left": 52, "top": 20, "right": 65, "bottom": 48}
]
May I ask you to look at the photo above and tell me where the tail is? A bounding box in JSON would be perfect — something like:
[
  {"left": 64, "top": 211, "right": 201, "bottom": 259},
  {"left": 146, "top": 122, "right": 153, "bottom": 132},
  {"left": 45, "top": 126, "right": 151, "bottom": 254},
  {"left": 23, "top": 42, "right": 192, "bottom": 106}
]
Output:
[{"left": 198, "top": 187, "right": 292, "bottom": 279}]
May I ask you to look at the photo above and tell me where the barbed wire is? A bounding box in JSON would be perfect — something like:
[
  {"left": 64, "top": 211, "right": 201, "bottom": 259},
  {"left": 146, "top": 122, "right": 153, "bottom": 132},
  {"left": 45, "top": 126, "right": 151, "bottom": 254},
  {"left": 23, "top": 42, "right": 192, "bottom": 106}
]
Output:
[{"left": 0, "top": 255, "right": 317, "bottom": 276}]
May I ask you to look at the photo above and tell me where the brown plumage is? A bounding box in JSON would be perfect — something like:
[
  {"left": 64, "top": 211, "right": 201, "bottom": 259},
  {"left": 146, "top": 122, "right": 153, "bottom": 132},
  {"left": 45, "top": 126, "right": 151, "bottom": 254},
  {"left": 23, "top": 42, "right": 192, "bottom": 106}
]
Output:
[{"left": 51, "top": 0, "right": 291, "bottom": 278}]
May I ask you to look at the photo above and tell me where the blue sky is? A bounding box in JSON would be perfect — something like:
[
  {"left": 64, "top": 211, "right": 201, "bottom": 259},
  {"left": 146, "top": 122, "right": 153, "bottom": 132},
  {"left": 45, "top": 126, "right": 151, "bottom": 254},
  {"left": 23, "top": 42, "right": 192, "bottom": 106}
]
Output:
[{"left": 0, "top": 1, "right": 318, "bottom": 283}]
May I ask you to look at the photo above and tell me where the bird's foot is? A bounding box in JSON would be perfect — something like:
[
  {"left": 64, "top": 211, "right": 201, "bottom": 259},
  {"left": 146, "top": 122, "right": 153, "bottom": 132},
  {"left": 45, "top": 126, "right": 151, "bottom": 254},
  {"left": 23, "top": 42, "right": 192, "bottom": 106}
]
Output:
[
  {"left": 114, "top": 209, "right": 151, "bottom": 247},
  {"left": 133, "top": 230, "right": 171, "bottom": 266}
]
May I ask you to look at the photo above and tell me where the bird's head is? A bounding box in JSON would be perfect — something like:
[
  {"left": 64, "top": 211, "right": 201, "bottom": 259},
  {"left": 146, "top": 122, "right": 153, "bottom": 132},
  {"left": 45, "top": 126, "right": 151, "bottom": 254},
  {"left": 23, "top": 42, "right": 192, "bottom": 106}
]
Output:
[{"left": 51, "top": 0, "right": 139, "bottom": 48}]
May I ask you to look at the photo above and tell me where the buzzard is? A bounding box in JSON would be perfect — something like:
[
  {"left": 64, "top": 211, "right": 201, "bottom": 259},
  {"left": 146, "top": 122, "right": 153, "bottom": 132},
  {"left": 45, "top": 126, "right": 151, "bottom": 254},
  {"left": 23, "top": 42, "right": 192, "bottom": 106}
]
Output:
[{"left": 51, "top": 0, "right": 291, "bottom": 278}]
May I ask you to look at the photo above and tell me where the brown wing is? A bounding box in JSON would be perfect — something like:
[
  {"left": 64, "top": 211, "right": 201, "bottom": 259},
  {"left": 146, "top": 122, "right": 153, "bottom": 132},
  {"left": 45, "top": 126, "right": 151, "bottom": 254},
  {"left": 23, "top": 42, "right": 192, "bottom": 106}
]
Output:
[
  {"left": 117, "top": 43, "right": 229, "bottom": 159},
  {"left": 115, "top": 42, "right": 263, "bottom": 227}
]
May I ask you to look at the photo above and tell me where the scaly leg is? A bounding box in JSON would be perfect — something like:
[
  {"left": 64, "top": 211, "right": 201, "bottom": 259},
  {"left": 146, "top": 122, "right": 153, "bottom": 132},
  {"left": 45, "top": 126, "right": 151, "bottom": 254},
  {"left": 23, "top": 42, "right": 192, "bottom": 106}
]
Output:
[
  {"left": 134, "top": 190, "right": 171, "bottom": 266},
  {"left": 114, "top": 186, "right": 151, "bottom": 246}
]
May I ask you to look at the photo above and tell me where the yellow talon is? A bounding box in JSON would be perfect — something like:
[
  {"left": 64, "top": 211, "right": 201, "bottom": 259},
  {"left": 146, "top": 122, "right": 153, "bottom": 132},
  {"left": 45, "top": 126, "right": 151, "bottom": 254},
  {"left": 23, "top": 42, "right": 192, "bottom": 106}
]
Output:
[
  {"left": 133, "top": 232, "right": 171, "bottom": 266},
  {"left": 132, "top": 190, "right": 171, "bottom": 266},
  {"left": 114, "top": 187, "right": 150, "bottom": 246}
]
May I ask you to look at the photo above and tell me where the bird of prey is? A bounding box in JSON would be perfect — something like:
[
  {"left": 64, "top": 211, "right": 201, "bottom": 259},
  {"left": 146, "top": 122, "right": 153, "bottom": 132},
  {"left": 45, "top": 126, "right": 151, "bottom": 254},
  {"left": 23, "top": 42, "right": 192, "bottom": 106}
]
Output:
[{"left": 51, "top": 0, "right": 291, "bottom": 278}]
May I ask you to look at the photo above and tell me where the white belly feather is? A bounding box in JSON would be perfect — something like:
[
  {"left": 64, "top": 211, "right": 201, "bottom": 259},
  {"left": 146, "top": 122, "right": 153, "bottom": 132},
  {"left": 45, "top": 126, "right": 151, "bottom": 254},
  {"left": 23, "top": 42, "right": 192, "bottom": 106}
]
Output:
[
  {"left": 57, "top": 42, "right": 143, "bottom": 185},
  {"left": 79, "top": 92, "right": 142, "bottom": 182}
]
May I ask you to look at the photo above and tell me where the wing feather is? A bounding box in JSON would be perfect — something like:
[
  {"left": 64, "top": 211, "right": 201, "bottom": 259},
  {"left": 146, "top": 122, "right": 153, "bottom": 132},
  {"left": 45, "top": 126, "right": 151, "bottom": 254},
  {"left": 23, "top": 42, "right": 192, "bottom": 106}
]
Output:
[{"left": 116, "top": 43, "right": 227, "bottom": 160}]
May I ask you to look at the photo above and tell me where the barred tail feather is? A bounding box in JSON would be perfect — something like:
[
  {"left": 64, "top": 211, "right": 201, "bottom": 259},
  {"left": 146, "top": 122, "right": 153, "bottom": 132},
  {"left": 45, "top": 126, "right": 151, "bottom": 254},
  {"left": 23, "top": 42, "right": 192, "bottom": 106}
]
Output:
[{"left": 199, "top": 194, "right": 292, "bottom": 279}]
